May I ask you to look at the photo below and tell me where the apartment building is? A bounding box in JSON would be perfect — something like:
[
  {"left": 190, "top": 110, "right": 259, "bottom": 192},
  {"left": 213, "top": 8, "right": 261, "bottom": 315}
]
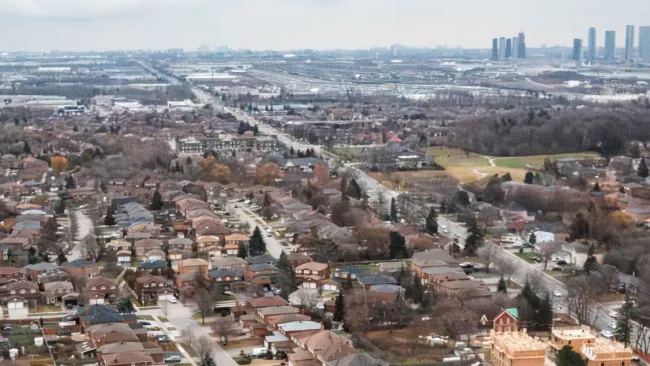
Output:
[
  {"left": 548, "top": 326, "right": 595, "bottom": 358},
  {"left": 491, "top": 330, "right": 547, "bottom": 366},
  {"left": 581, "top": 340, "right": 634, "bottom": 366}
]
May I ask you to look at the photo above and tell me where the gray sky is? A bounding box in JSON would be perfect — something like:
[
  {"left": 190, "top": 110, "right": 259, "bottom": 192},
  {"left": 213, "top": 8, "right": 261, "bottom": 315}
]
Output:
[{"left": 1, "top": 0, "right": 650, "bottom": 52}]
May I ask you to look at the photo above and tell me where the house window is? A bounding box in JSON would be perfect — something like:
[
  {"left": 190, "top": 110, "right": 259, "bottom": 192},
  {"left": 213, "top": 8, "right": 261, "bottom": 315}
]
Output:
[
  {"left": 20, "top": 289, "right": 25, "bottom": 294},
  {"left": 217, "top": 277, "right": 222, "bottom": 281},
  {"left": 92, "top": 287, "right": 97, "bottom": 291},
  {"left": 10, "top": 290, "right": 15, "bottom": 294},
  {"left": 144, "top": 284, "right": 150, "bottom": 288},
  {"left": 159, "top": 283, "right": 164, "bottom": 287},
  {"left": 225, "top": 277, "right": 230, "bottom": 281},
  {"left": 101, "top": 286, "right": 106, "bottom": 290},
  {"left": 110, "top": 286, "right": 116, "bottom": 289}
]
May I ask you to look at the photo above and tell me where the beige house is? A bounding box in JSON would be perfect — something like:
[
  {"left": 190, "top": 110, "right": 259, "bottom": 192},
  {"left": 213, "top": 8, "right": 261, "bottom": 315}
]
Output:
[{"left": 491, "top": 330, "right": 547, "bottom": 366}]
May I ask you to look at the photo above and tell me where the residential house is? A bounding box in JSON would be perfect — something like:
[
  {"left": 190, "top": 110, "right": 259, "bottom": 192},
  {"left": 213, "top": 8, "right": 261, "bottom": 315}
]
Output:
[
  {"left": 196, "top": 235, "right": 220, "bottom": 252},
  {"left": 295, "top": 262, "right": 329, "bottom": 280},
  {"left": 331, "top": 266, "right": 371, "bottom": 282},
  {"left": 134, "top": 239, "right": 162, "bottom": 257},
  {"left": 490, "top": 330, "right": 547, "bottom": 366},
  {"left": 84, "top": 277, "right": 119, "bottom": 305},
  {"left": 100, "top": 350, "right": 155, "bottom": 366},
  {"left": 278, "top": 321, "right": 323, "bottom": 340},
  {"left": 420, "top": 266, "right": 468, "bottom": 288},
  {"left": 548, "top": 326, "right": 595, "bottom": 358},
  {"left": 211, "top": 256, "right": 248, "bottom": 274},
  {"left": 287, "top": 252, "right": 312, "bottom": 268},
  {"left": 250, "top": 295, "right": 289, "bottom": 308},
  {"left": 223, "top": 243, "right": 239, "bottom": 257},
  {"left": 225, "top": 234, "right": 249, "bottom": 247},
  {"left": 257, "top": 306, "right": 300, "bottom": 322},
  {"left": 562, "top": 242, "right": 591, "bottom": 269},
  {"left": 410, "top": 250, "right": 456, "bottom": 276},
  {"left": 175, "top": 258, "right": 210, "bottom": 288},
  {"left": 327, "top": 353, "right": 388, "bottom": 366},
  {"left": 438, "top": 280, "right": 491, "bottom": 299},
  {"left": 144, "top": 249, "right": 165, "bottom": 262},
  {"left": 357, "top": 275, "right": 398, "bottom": 290},
  {"left": 321, "top": 279, "right": 340, "bottom": 293},
  {"left": 168, "top": 248, "right": 183, "bottom": 270},
  {"left": 108, "top": 240, "right": 131, "bottom": 252},
  {"left": 168, "top": 237, "right": 194, "bottom": 252},
  {"left": 62, "top": 260, "right": 100, "bottom": 278},
  {"left": 135, "top": 275, "right": 169, "bottom": 305},
  {"left": 208, "top": 269, "right": 246, "bottom": 291},
  {"left": 290, "top": 330, "right": 357, "bottom": 366},
  {"left": 248, "top": 254, "right": 277, "bottom": 266},
  {"left": 0, "top": 267, "right": 21, "bottom": 279},
  {"left": 44, "top": 281, "right": 74, "bottom": 305},
  {"left": 139, "top": 260, "right": 167, "bottom": 273},
  {"left": 116, "top": 250, "right": 131, "bottom": 267},
  {"left": 23, "top": 262, "right": 67, "bottom": 283},
  {"left": 5, "top": 281, "right": 41, "bottom": 307},
  {"left": 493, "top": 308, "right": 519, "bottom": 333},
  {"left": 246, "top": 263, "right": 280, "bottom": 284}
]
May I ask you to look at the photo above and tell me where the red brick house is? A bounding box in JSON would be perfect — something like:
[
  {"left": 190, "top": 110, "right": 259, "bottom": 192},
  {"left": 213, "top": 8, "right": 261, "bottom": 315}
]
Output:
[
  {"left": 62, "top": 260, "right": 100, "bottom": 278},
  {"left": 493, "top": 308, "right": 519, "bottom": 333}
]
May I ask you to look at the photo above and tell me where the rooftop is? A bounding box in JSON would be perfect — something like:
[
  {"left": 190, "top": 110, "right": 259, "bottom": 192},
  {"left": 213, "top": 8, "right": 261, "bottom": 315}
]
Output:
[
  {"left": 551, "top": 325, "right": 595, "bottom": 340},
  {"left": 582, "top": 339, "right": 634, "bottom": 361}
]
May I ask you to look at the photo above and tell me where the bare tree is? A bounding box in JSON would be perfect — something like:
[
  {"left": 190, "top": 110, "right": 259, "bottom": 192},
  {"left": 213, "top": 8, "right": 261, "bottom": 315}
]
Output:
[
  {"left": 195, "top": 288, "right": 214, "bottom": 325},
  {"left": 183, "top": 327, "right": 196, "bottom": 350},
  {"left": 477, "top": 245, "right": 498, "bottom": 273},
  {"left": 211, "top": 317, "right": 238, "bottom": 345},
  {"left": 195, "top": 335, "right": 214, "bottom": 362},
  {"left": 494, "top": 254, "right": 517, "bottom": 284},
  {"left": 567, "top": 275, "right": 605, "bottom": 324},
  {"left": 539, "top": 241, "right": 562, "bottom": 271},
  {"left": 294, "top": 289, "right": 319, "bottom": 309}
]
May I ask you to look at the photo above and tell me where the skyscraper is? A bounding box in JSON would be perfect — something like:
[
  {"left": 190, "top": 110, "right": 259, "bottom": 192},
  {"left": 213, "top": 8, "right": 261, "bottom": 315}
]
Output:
[
  {"left": 588, "top": 27, "right": 597, "bottom": 63},
  {"left": 640, "top": 26, "right": 650, "bottom": 61},
  {"left": 605, "top": 30, "right": 616, "bottom": 62},
  {"left": 512, "top": 37, "right": 519, "bottom": 59},
  {"left": 499, "top": 37, "right": 506, "bottom": 59},
  {"left": 517, "top": 32, "right": 526, "bottom": 59},
  {"left": 491, "top": 38, "right": 499, "bottom": 60},
  {"left": 573, "top": 39, "right": 583, "bottom": 63},
  {"left": 505, "top": 38, "right": 512, "bottom": 58},
  {"left": 625, "top": 25, "right": 635, "bottom": 61}
]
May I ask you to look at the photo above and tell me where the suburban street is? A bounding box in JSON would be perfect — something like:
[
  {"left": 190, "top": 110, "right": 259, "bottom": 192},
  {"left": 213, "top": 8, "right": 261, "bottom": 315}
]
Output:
[
  {"left": 67, "top": 209, "right": 93, "bottom": 261},
  {"left": 227, "top": 200, "right": 287, "bottom": 258}
]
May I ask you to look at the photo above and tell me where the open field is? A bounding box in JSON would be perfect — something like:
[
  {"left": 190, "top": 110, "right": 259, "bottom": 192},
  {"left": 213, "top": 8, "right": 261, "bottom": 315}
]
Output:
[{"left": 428, "top": 147, "right": 600, "bottom": 183}]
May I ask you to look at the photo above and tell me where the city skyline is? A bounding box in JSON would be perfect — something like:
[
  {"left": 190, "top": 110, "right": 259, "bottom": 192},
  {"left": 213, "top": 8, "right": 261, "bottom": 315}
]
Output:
[{"left": 1, "top": 0, "right": 650, "bottom": 52}]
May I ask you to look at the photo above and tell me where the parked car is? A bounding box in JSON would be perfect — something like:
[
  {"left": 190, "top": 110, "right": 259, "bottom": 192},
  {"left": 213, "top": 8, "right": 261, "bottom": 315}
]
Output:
[
  {"left": 600, "top": 329, "right": 614, "bottom": 339},
  {"left": 157, "top": 335, "right": 171, "bottom": 342},
  {"left": 165, "top": 355, "right": 181, "bottom": 363},
  {"left": 557, "top": 260, "right": 567, "bottom": 265}
]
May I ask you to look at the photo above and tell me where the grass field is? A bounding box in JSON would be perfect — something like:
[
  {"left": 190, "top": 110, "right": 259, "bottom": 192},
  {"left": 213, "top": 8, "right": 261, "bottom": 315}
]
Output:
[{"left": 428, "top": 147, "right": 600, "bottom": 183}]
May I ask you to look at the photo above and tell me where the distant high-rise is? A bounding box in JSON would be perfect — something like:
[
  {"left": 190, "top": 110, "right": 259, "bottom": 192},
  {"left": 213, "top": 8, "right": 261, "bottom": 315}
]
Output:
[
  {"left": 588, "top": 27, "right": 597, "bottom": 63},
  {"left": 517, "top": 32, "right": 526, "bottom": 58},
  {"left": 499, "top": 37, "right": 506, "bottom": 59},
  {"left": 625, "top": 25, "right": 635, "bottom": 61},
  {"left": 505, "top": 38, "right": 512, "bottom": 58},
  {"left": 605, "top": 30, "right": 616, "bottom": 62},
  {"left": 491, "top": 38, "right": 499, "bottom": 60},
  {"left": 640, "top": 26, "right": 650, "bottom": 61},
  {"left": 512, "top": 37, "right": 519, "bottom": 59},
  {"left": 573, "top": 39, "right": 583, "bottom": 63}
]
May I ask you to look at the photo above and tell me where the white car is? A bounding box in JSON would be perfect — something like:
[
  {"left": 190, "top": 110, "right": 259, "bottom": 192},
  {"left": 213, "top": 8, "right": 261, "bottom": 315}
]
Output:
[
  {"left": 609, "top": 311, "right": 618, "bottom": 318},
  {"left": 167, "top": 297, "right": 177, "bottom": 304},
  {"left": 552, "top": 290, "right": 562, "bottom": 297},
  {"left": 600, "top": 329, "right": 614, "bottom": 338},
  {"left": 609, "top": 322, "right": 617, "bottom": 329}
]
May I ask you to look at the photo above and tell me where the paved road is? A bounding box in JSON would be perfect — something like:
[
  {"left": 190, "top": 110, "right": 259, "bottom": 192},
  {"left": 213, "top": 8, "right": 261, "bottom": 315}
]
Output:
[
  {"left": 227, "top": 200, "right": 287, "bottom": 258},
  {"left": 138, "top": 303, "right": 238, "bottom": 366},
  {"left": 68, "top": 209, "right": 93, "bottom": 261}
]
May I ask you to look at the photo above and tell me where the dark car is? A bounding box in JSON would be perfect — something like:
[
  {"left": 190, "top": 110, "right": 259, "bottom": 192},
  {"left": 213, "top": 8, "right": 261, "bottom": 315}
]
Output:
[{"left": 557, "top": 260, "right": 567, "bottom": 265}]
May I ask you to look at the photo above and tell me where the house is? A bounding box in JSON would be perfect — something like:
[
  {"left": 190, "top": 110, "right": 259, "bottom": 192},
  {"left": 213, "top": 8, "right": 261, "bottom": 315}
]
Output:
[
  {"left": 248, "top": 254, "right": 277, "bottom": 266},
  {"left": 410, "top": 249, "right": 456, "bottom": 276},
  {"left": 327, "top": 353, "right": 388, "bottom": 366},
  {"left": 437, "top": 280, "right": 490, "bottom": 299},
  {"left": 532, "top": 230, "right": 554, "bottom": 244},
  {"left": 108, "top": 240, "right": 131, "bottom": 252},
  {"left": 62, "top": 259, "right": 100, "bottom": 278},
  {"left": 43, "top": 281, "right": 74, "bottom": 305},
  {"left": 278, "top": 321, "right": 323, "bottom": 339},
  {"left": 246, "top": 263, "right": 280, "bottom": 284},
  {"left": 211, "top": 256, "right": 248, "bottom": 273},
  {"left": 357, "top": 275, "right": 398, "bottom": 290},
  {"left": 135, "top": 275, "right": 169, "bottom": 305},
  {"left": 176, "top": 258, "right": 210, "bottom": 287},
  {"left": 138, "top": 260, "right": 167, "bottom": 273},
  {"left": 144, "top": 249, "right": 165, "bottom": 262},
  {"left": 196, "top": 235, "right": 220, "bottom": 251},
  {"left": 493, "top": 308, "right": 519, "bottom": 333},
  {"left": 116, "top": 250, "right": 132, "bottom": 267},
  {"left": 257, "top": 306, "right": 300, "bottom": 322},
  {"left": 100, "top": 350, "right": 155, "bottom": 366},
  {"left": 225, "top": 234, "right": 249, "bottom": 247},
  {"left": 331, "top": 266, "right": 371, "bottom": 282},
  {"left": 581, "top": 339, "right": 633, "bottom": 366},
  {"left": 168, "top": 248, "right": 183, "bottom": 270},
  {"left": 5, "top": 281, "right": 41, "bottom": 306},
  {"left": 295, "top": 262, "right": 329, "bottom": 280},
  {"left": 24, "top": 262, "right": 68, "bottom": 284},
  {"left": 168, "top": 237, "right": 194, "bottom": 252},
  {"left": 420, "top": 266, "right": 468, "bottom": 288},
  {"left": 562, "top": 242, "right": 590, "bottom": 268},
  {"left": 287, "top": 252, "right": 312, "bottom": 268},
  {"left": 222, "top": 243, "right": 239, "bottom": 257},
  {"left": 84, "top": 277, "right": 119, "bottom": 305},
  {"left": 291, "top": 330, "right": 357, "bottom": 366},
  {"left": 208, "top": 269, "right": 246, "bottom": 290},
  {"left": 0, "top": 267, "right": 21, "bottom": 279},
  {"left": 250, "top": 295, "right": 289, "bottom": 308},
  {"left": 321, "top": 279, "right": 340, "bottom": 293},
  {"left": 134, "top": 239, "right": 162, "bottom": 257}
]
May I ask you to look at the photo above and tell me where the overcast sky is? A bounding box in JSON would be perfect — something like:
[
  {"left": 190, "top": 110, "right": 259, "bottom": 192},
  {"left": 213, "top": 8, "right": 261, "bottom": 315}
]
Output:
[{"left": 2, "top": 0, "right": 650, "bottom": 52}]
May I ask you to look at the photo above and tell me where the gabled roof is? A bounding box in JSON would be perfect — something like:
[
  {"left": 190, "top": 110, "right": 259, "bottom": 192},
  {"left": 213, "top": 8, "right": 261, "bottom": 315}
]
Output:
[
  {"left": 357, "top": 274, "right": 398, "bottom": 286},
  {"left": 295, "top": 262, "right": 328, "bottom": 272},
  {"left": 139, "top": 260, "right": 167, "bottom": 270},
  {"left": 63, "top": 259, "right": 96, "bottom": 268},
  {"left": 208, "top": 268, "right": 240, "bottom": 279},
  {"left": 248, "top": 254, "right": 277, "bottom": 265},
  {"left": 249, "top": 263, "right": 280, "bottom": 272}
]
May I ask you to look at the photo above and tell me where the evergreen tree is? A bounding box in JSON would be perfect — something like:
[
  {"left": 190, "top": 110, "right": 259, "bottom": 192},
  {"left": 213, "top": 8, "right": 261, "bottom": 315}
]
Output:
[
  {"left": 289, "top": 146, "right": 295, "bottom": 156},
  {"left": 497, "top": 276, "right": 508, "bottom": 293},
  {"left": 620, "top": 185, "right": 626, "bottom": 194},
  {"left": 249, "top": 226, "right": 266, "bottom": 256},
  {"left": 276, "top": 251, "right": 297, "bottom": 296},
  {"left": 57, "top": 249, "right": 68, "bottom": 265},
  {"left": 333, "top": 292, "right": 345, "bottom": 322},
  {"left": 425, "top": 206, "right": 438, "bottom": 234},
  {"left": 389, "top": 231, "right": 407, "bottom": 259},
  {"left": 464, "top": 219, "right": 484, "bottom": 256},
  {"left": 72, "top": 125, "right": 79, "bottom": 132},
  {"left": 55, "top": 199, "right": 66, "bottom": 215},
  {"left": 534, "top": 293, "right": 553, "bottom": 331},
  {"left": 200, "top": 355, "right": 216, "bottom": 366},
  {"left": 529, "top": 232, "right": 537, "bottom": 246},
  {"left": 457, "top": 190, "right": 470, "bottom": 206},
  {"left": 23, "top": 141, "right": 31, "bottom": 155},
  {"left": 615, "top": 293, "right": 633, "bottom": 347},
  {"left": 253, "top": 125, "right": 260, "bottom": 136},
  {"left": 116, "top": 297, "right": 135, "bottom": 313},
  {"left": 412, "top": 276, "right": 424, "bottom": 304},
  {"left": 639, "top": 158, "right": 649, "bottom": 178},
  {"left": 556, "top": 345, "right": 587, "bottom": 366},
  {"left": 237, "top": 244, "right": 247, "bottom": 259},
  {"left": 104, "top": 207, "right": 116, "bottom": 226},
  {"left": 390, "top": 198, "right": 398, "bottom": 222},
  {"left": 524, "top": 171, "right": 535, "bottom": 184},
  {"left": 501, "top": 172, "right": 513, "bottom": 181},
  {"left": 593, "top": 181, "right": 601, "bottom": 192},
  {"left": 151, "top": 190, "right": 163, "bottom": 210}
]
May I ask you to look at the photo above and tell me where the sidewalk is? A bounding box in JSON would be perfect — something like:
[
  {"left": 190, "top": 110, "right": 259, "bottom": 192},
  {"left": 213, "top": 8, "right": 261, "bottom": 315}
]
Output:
[{"left": 152, "top": 314, "right": 197, "bottom": 366}]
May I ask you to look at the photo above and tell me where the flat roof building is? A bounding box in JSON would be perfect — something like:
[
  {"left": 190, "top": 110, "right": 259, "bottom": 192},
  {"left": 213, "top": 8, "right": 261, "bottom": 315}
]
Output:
[
  {"left": 581, "top": 339, "right": 633, "bottom": 366},
  {"left": 549, "top": 326, "right": 595, "bottom": 357},
  {"left": 491, "top": 330, "right": 546, "bottom": 366}
]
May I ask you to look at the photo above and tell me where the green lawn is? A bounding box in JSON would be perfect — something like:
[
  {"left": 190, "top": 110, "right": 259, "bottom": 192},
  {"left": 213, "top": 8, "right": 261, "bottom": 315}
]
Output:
[
  {"left": 493, "top": 152, "right": 600, "bottom": 170},
  {"left": 516, "top": 252, "right": 538, "bottom": 264},
  {"left": 137, "top": 315, "right": 155, "bottom": 321}
]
